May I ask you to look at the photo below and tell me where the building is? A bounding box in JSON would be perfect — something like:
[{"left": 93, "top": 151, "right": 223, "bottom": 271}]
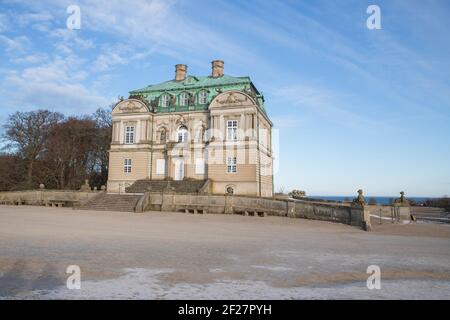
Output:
[{"left": 107, "top": 61, "right": 273, "bottom": 197}]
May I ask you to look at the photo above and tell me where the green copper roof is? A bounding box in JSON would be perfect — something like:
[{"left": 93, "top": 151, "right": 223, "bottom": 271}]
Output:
[
  {"left": 130, "top": 75, "right": 253, "bottom": 93},
  {"left": 128, "top": 74, "right": 266, "bottom": 114}
]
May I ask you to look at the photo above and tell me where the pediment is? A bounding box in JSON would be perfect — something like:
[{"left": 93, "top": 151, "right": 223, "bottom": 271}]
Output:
[
  {"left": 209, "top": 90, "right": 257, "bottom": 109},
  {"left": 112, "top": 99, "right": 150, "bottom": 115}
]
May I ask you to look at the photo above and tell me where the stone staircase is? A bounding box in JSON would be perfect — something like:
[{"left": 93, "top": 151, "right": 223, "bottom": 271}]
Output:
[
  {"left": 125, "top": 180, "right": 207, "bottom": 194},
  {"left": 75, "top": 193, "right": 142, "bottom": 212}
]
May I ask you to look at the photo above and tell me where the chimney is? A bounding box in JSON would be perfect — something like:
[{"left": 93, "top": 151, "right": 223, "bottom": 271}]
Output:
[
  {"left": 175, "top": 64, "right": 187, "bottom": 81},
  {"left": 211, "top": 60, "right": 224, "bottom": 78}
]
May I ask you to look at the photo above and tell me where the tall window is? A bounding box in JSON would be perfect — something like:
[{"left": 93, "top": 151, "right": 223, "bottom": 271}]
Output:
[
  {"left": 227, "top": 120, "right": 238, "bottom": 140},
  {"left": 124, "top": 159, "right": 132, "bottom": 173},
  {"left": 227, "top": 157, "right": 237, "bottom": 173},
  {"left": 125, "top": 126, "right": 135, "bottom": 144},
  {"left": 160, "top": 95, "right": 169, "bottom": 108},
  {"left": 179, "top": 92, "right": 189, "bottom": 106},
  {"left": 199, "top": 90, "right": 207, "bottom": 104},
  {"left": 177, "top": 126, "right": 188, "bottom": 143}
]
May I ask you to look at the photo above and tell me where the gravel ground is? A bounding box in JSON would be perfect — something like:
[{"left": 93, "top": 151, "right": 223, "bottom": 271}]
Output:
[{"left": 1, "top": 205, "right": 450, "bottom": 300}]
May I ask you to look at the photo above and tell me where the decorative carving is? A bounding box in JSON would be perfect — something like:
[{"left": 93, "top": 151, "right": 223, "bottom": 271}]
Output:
[
  {"left": 226, "top": 186, "right": 234, "bottom": 195},
  {"left": 217, "top": 92, "right": 247, "bottom": 105},
  {"left": 176, "top": 115, "right": 187, "bottom": 126},
  {"left": 119, "top": 100, "right": 143, "bottom": 113},
  {"left": 159, "top": 128, "right": 167, "bottom": 143}
]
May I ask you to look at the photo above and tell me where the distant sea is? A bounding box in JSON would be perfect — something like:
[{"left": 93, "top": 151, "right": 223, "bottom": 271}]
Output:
[{"left": 308, "top": 196, "right": 435, "bottom": 205}]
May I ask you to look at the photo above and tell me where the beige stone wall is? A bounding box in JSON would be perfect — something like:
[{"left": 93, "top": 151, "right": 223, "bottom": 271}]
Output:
[
  {"left": 0, "top": 190, "right": 100, "bottom": 205},
  {"left": 210, "top": 181, "right": 258, "bottom": 196},
  {"left": 137, "top": 193, "right": 372, "bottom": 230},
  {"left": 108, "top": 151, "right": 150, "bottom": 192}
]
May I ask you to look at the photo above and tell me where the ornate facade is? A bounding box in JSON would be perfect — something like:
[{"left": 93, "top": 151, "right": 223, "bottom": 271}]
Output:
[{"left": 107, "top": 61, "right": 273, "bottom": 197}]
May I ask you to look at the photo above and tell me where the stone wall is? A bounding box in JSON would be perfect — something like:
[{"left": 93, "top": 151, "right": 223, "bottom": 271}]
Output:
[
  {"left": 136, "top": 192, "right": 372, "bottom": 230},
  {"left": 0, "top": 190, "right": 99, "bottom": 206}
]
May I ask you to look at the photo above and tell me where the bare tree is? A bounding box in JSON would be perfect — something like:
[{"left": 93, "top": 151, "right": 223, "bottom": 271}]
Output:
[
  {"left": 2, "top": 110, "right": 63, "bottom": 187},
  {"left": 89, "top": 108, "right": 112, "bottom": 188},
  {"left": 43, "top": 117, "right": 97, "bottom": 189},
  {"left": 1, "top": 108, "right": 112, "bottom": 191},
  {"left": 0, "top": 153, "right": 27, "bottom": 191}
]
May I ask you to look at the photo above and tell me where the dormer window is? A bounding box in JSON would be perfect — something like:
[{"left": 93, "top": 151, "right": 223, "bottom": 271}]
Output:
[
  {"left": 179, "top": 92, "right": 189, "bottom": 106},
  {"left": 199, "top": 90, "right": 207, "bottom": 104},
  {"left": 160, "top": 94, "right": 169, "bottom": 108}
]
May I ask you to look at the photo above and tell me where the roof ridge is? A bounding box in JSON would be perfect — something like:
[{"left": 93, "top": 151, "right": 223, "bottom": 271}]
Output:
[{"left": 129, "top": 74, "right": 252, "bottom": 94}]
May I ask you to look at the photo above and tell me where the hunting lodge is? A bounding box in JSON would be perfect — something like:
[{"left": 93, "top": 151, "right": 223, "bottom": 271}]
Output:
[{"left": 107, "top": 61, "right": 273, "bottom": 197}]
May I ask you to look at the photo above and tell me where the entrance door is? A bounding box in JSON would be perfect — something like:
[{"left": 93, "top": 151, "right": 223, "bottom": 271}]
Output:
[{"left": 174, "top": 159, "right": 184, "bottom": 181}]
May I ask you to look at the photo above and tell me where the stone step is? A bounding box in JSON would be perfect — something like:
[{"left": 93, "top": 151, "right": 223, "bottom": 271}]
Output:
[{"left": 75, "top": 194, "right": 141, "bottom": 212}]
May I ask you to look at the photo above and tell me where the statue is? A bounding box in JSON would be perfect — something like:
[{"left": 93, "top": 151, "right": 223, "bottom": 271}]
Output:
[
  {"left": 352, "top": 189, "right": 366, "bottom": 206},
  {"left": 169, "top": 95, "right": 176, "bottom": 107},
  {"left": 160, "top": 129, "right": 166, "bottom": 143},
  {"left": 80, "top": 179, "right": 91, "bottom": 192},
  {"left": 189, "top": 93, "right": 196, "bottom": 105},
  {"left": 289, "top": 190, "right": 306, "bottom": 199},
  {"left": 395, "top": 191, "right": 410, "bottom": 206},
  {"left": 150, "top": 97, "right": 159, "bottom": 108}
]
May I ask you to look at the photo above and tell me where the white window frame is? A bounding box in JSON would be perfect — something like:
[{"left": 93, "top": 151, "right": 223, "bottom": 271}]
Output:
[
  {"left": 227, "top": 120, "right": 238, "bottom": 141},
  {"left": 156, "top": 159, "right": 165, "bottom": 175},
  {"left": 227, "top": 156, "right": 237, "bottom": 173},
  {"left": 177, "top": 126, "right": 188, "bottom": 143},
  {"left": 161, "top": 95, "right": 169, "bottom": 108},
  {"left": 124, "top": 159, "right": 132, "bottom": 173},
  {"left": 199, "top": 90, "right": 207, "bottom": 104},
  {"left": 179, "top": 92, "right": 189, "bottom": 106},
  {"left": 125, "top": 126, "right": 135, "bottom": 144}
]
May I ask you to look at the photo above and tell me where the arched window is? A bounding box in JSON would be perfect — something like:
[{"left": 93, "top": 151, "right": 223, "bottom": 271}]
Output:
[
  {"left": 177, "top": 126, "right": 188, "bottom": 143},
  {"left": 179, "top": 92, "right": 189, "bottom": 106},
  {"left": 198, "top": 90, "right": 207, "bottom": 104},
  {"left": 160, "top": 95, "right": 169, "bottom": 108}
]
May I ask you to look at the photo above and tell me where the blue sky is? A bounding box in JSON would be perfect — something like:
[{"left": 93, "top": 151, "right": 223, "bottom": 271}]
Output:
[{"left": 0, "top": 0, "right": 449, "bottom": 197}]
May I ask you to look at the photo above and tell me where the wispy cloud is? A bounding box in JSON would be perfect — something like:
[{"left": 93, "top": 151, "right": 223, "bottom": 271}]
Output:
[
  {"left": 271, "top": 83, "right": 388, "bottom": 131},
  {"left": 0, "top": 35, "right": 31, "bottom": 54}
]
